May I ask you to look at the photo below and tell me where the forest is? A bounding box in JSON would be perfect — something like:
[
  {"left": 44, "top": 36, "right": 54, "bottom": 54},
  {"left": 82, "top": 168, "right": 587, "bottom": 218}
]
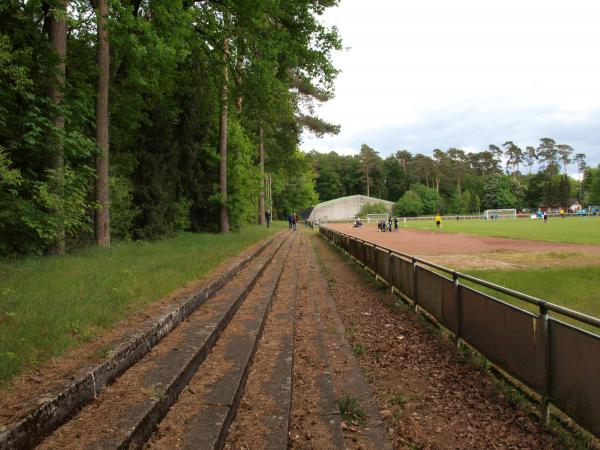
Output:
[
  {"left": 0, "top": 0, "right": 340, "bottom": 256},
  {"left": 308, "top": 140, "right": 600, "bottom": 217}
]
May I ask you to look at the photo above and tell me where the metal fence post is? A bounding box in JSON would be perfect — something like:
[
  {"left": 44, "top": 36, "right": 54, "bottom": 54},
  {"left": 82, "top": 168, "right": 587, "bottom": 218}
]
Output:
[
  {"left": 412, "top": 257, "right": 418, "bottom": 312},
  {"left": 388, "top": 251, "right": 394, "bottom": 294},
  {"left": 453, "top": 272, "right": 462, "bottom": 348},
  {"left": 539, "top": 304, "right": 551, "bottom": 426}
]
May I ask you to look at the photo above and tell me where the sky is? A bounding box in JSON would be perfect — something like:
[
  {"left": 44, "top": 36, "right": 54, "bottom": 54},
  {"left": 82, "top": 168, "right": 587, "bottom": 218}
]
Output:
[{"left": 300, "top": 0, "right": 600, "bottom": 168}]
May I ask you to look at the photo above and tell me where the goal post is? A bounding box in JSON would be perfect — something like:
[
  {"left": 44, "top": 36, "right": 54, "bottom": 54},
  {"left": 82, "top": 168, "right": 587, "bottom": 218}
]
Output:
[
  {"left": 366, "top": 213, "right": 391, "bottom": 223},
  {"left": 484, "top": 209, "right": 517, "bottom": 220}
]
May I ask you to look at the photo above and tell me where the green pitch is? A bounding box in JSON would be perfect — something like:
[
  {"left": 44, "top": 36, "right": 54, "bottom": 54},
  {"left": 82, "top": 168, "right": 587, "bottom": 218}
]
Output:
[{"left": 404, "top": 216, "right": 600, "bottom": 245}]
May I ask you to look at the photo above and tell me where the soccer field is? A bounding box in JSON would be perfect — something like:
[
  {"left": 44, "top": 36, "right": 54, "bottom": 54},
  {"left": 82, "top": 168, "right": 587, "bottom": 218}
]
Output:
[{"left": 403, "top": 216, "right": 600, "bottom": 245}]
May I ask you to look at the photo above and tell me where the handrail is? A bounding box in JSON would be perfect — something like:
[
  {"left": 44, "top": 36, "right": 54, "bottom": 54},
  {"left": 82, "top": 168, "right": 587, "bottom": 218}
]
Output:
[{"left": 326, "top": 227, "right": 600, "bottom": 330}]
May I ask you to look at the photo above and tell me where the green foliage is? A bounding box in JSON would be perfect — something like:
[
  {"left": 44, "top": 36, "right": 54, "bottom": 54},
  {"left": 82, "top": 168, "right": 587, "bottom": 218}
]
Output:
[
  {"left": 395, "top": 190, "right": 424, "bottom": 217},
  {"left": 481, "top": 174, "right": 525, "bottom": 211},
  {"left": 0, "top": 224, "right": 285, "bottom": 384},
  {"left": 358, "top": 202, "right": 390, "bottom": 216},
  {"left": 337, "top": 395, "right": 367, "bottom": 427},
  {"left": 1, "top": 0, "right": 339, "bottom": 255}
]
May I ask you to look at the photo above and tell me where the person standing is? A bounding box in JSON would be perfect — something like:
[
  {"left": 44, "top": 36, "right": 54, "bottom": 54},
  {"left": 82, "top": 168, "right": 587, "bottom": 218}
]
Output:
[
  {"left": 543, "top": 211, "right": 548, "bottom": 224},
  {"left": 265, "top": 211, "right": 271, "bottom": 228},
  {"left": 435, "top": 213, "right": 442, "bottom": 230},
  {"left": 394, "top": 217, "right": 399, "bottom": 232},
  {"left": 287, "top": 213, "right": 293, "bottom": 229}
]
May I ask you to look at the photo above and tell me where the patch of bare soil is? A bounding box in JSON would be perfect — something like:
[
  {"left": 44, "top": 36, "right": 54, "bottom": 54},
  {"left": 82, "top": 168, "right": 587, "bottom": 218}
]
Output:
[
  {"left": 224, "top": 235, "right": 300, "bottom": 450},
  {"left": 332, "top": 224, "right": 600, "bottom": 257},
  {"left": 311, "top": 234, "right": 565, "bottom": 450},
  {"left": 0, "top": 234, "right": 277, "bottom": 427}
]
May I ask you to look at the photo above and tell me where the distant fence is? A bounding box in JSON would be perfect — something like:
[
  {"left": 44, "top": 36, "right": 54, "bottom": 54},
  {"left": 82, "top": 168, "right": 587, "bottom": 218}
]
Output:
[
  {"left": 320, "top": 226, "right": 600, "bottom": 438},
  {"left": 316, "top": 212, "right": 598, "bottom": 225}
]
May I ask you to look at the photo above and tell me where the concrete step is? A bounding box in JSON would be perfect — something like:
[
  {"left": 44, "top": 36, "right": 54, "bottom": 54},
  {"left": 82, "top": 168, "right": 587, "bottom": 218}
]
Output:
[
  {"left": 1, "top": 233, "right": 281, "bottom": 450},
  {"left": 36, "top": 233, "right": 291, "bottom": 450},
  {"left": 146, "top": 233, "right": 296, "bottom": 449},
  {"left": 223, "top": 233, "right": 301, "bottom": 449},
  {"left": 288, "top": 234, "right": 346, "bottom": 450}
]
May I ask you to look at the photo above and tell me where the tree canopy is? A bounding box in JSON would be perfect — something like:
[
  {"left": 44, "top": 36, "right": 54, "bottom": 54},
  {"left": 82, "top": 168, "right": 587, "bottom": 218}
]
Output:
[{"left": 0, "top": 0, "right": 341, "bottom": 256}]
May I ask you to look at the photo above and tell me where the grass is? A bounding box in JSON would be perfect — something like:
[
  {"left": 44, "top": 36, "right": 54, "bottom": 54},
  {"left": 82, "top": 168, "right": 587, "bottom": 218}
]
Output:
[
  {"left": 0, "top": 223, "right": 284, "bottom": 386},
  {"left": 390, "top": 393, "right": 407, "bottom": 407},
  {"left": 402, "top": 216, "right": 600, "bottom": 245},
  {"left": 464, "top": 265, "right": 600, "bottom": 334},
  {"left": 337, "top": 394, "right": 367, "bottom": 426},
  {"left": 352, "top": 342, "right": 366, "bottom": 355}
]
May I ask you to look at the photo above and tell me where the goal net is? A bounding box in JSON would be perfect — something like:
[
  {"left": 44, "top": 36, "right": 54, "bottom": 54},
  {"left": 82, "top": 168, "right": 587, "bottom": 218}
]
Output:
[
  {"left": 484, "top": 209, "right": 517, "bottom": 220},
  {"left": 366, "top": 213, "right": 390, "bottom": 223}
]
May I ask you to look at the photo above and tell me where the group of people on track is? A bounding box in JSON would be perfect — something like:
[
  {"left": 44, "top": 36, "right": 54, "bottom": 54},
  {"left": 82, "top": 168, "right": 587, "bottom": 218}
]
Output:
[{"left": 378, "top": 216, "right": 400, "bottom": 232}]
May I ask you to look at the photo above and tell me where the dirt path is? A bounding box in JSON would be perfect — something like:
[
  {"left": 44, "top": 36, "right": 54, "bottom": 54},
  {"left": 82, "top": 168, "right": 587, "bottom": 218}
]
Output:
[
  {"left": 311, "top": 233, "right": 565, "bottom": 449},
  {"left": 331, "top": 224, "right": 600, "bottom": 257}
]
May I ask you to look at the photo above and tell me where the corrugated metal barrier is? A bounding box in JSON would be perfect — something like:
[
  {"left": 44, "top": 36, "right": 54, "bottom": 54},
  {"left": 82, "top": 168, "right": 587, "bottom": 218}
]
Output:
[{"left": 319, "top": 226, "right": 600, "bottom": 438}]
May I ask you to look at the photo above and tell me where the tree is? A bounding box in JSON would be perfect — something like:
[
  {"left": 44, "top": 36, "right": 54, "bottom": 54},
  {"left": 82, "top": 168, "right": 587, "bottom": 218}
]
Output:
[
  {"left": 524, "top": 146, "right": 537, "bottom": 174},
  {"left": 488, "top": 144, "right": 504, "bottom": 165},
  {"left": 47, "top": 0, "right": 68, "bottom": 255},
  {"left": 537, "top": 138, "right": 559, "bottom": 175},
  {"left": 92, "top": 0, "right": 110, "bottom": 247},
  {"left": 556, "top": 144, "right": 574, "bottom": 175},
  {"left": 218, "top": 21, "right": 230, "bottom": 234},
  {"left": 502, "top": 141, "right": 524, "bottom": 176},
  {"left": 359, "top": 144, "right": 379, "bottom": 197},
  {"left": 395, "top": 191, "right": 423, "bottom": 217}
]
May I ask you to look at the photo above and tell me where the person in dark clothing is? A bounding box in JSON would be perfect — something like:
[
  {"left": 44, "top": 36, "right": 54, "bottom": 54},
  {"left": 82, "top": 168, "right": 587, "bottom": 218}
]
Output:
[
  {"left": 288, "top": 213, "right": 293, "bottom": 229},
  {"left": 265, "top": 211, "right": 271, "bottom": 228},
  {"left": 394, "top": 217, "right": 399, "bottom": 232}
]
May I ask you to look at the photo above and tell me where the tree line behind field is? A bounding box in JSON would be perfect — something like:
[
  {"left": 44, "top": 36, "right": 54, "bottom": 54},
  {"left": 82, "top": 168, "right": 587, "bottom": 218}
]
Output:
[
  {"left": 0, "top": 0, "right": 341, "bottom": 257},
  {"left": 308, "top": 140, "right": 600, "bottom": 217}
]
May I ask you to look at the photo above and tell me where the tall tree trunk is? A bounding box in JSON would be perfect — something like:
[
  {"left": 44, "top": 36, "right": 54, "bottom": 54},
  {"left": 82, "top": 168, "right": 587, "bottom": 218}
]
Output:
[
  {"left": 267, "top": 172, "right": 272, "bottom": 216},
  {"left": 48, "top": 0, "right": 67, "bottom": 255},
  {"left": 94, "top": 0, "right": 110, "bottom": 247},
  {"left": 366, "top": 164, "right": 370, "bottom": 197},
  {"left": 218, "top": 35, "right": 230, "bottom": 234},
  {"left": 258, "top": 126, "right": 265, "bottom": 225},
  {"left": 235, "top": 54, "right": 243, "bottom": 113}
]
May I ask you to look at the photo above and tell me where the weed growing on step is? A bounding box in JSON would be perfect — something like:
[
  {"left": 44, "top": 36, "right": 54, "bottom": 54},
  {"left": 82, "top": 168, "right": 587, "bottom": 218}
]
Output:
[
  {"left": 337, "top": 394, "right": 367, "bottom": 427},
  {"left": 390, "top": 393, "right": 407, "bottom": 407},
  {"left": 352, "top": 343, "right": 365, "bottom": 356}
]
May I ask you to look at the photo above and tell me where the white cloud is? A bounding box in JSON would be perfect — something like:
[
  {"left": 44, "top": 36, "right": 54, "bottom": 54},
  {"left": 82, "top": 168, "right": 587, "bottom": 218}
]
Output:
[{"left": 301, "top": 0, "right": 600, "bottom": 166}]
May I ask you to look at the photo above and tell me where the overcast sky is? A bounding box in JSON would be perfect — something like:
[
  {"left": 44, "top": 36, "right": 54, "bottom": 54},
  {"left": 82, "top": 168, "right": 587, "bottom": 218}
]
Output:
[{"left": 300, "top": 0, "right": 600, "bottom": 168}]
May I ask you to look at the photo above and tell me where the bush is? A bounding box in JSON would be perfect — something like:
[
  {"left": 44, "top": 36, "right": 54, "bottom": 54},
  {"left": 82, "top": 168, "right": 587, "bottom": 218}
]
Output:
[
  {"left": 358, "top": 201, "right": 390, "bottom": 216},
  {"left": 395, "top": 191, "right": 423, "bottom": 217}
]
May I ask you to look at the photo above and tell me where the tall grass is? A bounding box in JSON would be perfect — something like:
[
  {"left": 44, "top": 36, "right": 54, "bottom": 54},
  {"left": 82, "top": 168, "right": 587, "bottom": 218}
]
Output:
[
  {"left": 0, "top": 224, "right": 284, "bottom": 385},
  {"left": 404, "top": 217, "right": 600, "bottom": 245}
]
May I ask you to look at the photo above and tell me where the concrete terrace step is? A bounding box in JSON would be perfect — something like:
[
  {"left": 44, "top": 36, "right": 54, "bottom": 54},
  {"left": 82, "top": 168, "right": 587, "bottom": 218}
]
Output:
[
  {"left": 1, "top": 232, "right": 282, "bottom": 450},
  {"left": 307, "top": 240, "right": 393, "bottom": 450},
  {"left": 223, "top": 233, "right": 301, "bottom": 449},
  {"left": 146, "top": 233, "right": 296, "bottom": 449},
  {"left": 36, "top": 232, "right": 291, "bottom": 450},
  {"left": 289, "top": 234, "right": 345, "bottom": 450}
]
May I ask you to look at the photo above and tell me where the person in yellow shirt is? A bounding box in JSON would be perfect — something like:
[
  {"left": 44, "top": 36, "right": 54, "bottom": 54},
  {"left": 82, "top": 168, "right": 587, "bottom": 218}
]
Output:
[
  {"left": 435, "top": 214, "right": 442, "bottom": 230},
  {"left": 560, "top": 208, "right": 565, "bottom": 219}
]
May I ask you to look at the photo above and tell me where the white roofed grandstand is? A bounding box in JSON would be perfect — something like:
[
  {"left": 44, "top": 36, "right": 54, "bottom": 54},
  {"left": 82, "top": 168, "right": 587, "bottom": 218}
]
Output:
[{"left": 307, "top": 195, "right": 394, "bottom": 223}]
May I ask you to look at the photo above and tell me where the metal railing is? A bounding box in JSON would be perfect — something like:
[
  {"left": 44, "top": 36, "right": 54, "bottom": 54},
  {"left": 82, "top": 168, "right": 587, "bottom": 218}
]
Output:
[{"left": 320, "top": 226, "right": 600, "bottom": 438}]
